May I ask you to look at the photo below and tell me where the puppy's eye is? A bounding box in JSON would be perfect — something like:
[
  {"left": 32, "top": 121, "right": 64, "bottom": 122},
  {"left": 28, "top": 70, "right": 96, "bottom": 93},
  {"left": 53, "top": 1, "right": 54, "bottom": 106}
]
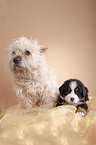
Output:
[
  {"left": 25, "top": 50, "right": 31, "bottom": 56},
  {"left": 75, "top": 88, "right": 78, "bottom": 92}
]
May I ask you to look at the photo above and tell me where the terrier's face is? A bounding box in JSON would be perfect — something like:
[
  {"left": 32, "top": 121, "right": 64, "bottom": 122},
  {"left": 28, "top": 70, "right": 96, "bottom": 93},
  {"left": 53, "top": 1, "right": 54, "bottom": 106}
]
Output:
[
  {"left": 59, "top": 79, "right": 89, "bottom": 105},
  {"left": 8, "top": 37, "right": 47, "bottom": 77}
]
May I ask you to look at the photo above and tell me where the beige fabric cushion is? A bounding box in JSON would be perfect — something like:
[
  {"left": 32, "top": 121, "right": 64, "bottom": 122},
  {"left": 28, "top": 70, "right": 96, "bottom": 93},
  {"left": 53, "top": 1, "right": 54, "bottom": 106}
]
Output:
[{"left": 0, "top": 96, "right": 96, "bottom": 145}]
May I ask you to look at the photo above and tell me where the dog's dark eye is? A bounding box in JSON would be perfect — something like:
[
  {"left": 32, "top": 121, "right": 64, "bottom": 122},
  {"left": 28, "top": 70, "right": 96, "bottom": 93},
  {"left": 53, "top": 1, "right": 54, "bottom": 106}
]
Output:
[
  {"left": 12, "top": 51, "right": 16, "bottom": 55},
  {"left": 25, "top": 50, "right": 31, "bottom": 56}
]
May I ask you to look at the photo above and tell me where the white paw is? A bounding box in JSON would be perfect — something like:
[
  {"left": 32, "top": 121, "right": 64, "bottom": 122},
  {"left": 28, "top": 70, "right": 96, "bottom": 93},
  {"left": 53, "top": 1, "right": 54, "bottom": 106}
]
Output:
[
  {"left": 77, "top": 111, "right": 86, "bottom": 117},
  {"left": 75, "top": 107, "right": 87, "bottom": 117}
]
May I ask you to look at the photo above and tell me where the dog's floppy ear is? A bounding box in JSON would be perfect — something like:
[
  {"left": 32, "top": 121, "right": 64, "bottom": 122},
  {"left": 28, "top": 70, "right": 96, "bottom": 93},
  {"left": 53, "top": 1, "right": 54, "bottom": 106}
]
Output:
[
  {"left": 59, "top": 83, "right": 66, "bottom": 96},
  {"left": 40, "top": 47, "right": 48, "bottom": 53},
  {"left": 83, "top": 87, "right": 89, "bottom": 101}
]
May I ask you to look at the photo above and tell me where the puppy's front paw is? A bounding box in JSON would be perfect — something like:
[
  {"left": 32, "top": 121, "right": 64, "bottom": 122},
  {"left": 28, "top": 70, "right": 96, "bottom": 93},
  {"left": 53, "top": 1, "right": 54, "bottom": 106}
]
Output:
[
  {"left": 75, "top": 107, "right": 87, "bottom": 117},
  {"left": 77, "top": 111, "right": 86, "bottom": 117}
]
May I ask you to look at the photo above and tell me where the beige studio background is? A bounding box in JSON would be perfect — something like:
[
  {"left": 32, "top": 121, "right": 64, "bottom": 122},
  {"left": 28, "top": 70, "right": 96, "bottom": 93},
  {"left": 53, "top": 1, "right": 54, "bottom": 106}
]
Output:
[{"left": 0, "top": 0, "right": 96, "bottom": 112}]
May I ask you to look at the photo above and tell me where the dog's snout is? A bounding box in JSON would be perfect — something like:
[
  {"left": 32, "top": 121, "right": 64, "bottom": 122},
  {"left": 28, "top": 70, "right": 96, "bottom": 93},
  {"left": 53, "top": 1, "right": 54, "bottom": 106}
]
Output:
[
  {"left": 13, "top": 56, "right": 21, "bottom": 64},
  {"left": 70, "top": 97, "right": 74, "bottom": 102}
]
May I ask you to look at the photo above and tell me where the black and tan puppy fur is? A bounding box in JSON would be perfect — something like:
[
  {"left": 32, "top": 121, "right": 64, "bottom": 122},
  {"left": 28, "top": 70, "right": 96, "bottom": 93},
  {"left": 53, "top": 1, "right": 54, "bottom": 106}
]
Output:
[{"left": 56, "top": 79, "right": 89, "bottom": 117}]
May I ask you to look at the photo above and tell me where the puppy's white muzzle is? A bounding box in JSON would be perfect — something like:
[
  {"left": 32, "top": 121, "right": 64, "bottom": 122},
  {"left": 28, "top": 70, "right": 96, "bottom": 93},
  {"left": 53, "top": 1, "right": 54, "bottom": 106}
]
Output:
[{"left": 64, "top": 93, "right": 80, "bottom": 105}]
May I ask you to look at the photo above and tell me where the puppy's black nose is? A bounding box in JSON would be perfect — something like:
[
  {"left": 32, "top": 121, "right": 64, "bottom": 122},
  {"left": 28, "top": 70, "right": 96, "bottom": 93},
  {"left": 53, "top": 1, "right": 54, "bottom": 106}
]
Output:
[
  {"left": 13, "top": 56, "right": 21, "bottom": 64},
  {"left": 70, "top": 97, "right": 74, "bottom": 102}
]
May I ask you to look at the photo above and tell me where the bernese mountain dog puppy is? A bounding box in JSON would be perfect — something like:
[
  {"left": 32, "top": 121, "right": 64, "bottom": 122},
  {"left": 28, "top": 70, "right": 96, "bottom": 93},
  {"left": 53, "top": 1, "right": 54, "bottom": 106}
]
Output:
[{"left": 56, "top": 79, "right": 89, "bottom": 117}]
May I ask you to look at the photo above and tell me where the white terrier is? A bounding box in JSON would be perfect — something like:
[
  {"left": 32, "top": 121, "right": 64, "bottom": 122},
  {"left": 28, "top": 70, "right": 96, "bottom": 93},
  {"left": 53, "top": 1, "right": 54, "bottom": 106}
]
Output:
[{"left": 8, "top": 37, "right": 59, "bottom": 110}]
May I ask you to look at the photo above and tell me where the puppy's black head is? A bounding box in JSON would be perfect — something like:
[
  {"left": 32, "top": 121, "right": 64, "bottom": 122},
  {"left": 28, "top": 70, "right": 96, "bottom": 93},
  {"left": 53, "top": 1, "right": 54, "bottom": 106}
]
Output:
[{"left": 59, "top": 79, "right": 89, "bottom": 105}]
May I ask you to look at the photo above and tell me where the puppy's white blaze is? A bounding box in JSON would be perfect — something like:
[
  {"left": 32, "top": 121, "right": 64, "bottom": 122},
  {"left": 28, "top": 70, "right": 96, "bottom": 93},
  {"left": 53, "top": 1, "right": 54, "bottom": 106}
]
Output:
[
  {"left": 70, "top": 81, "right": 77, "bottom": 91},
  {"left": 65, "top": 81, "right": 80, "bottom": 105}
]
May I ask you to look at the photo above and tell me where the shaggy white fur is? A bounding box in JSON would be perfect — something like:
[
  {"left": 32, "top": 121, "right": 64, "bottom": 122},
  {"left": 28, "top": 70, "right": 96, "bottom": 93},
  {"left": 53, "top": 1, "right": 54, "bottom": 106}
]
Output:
[{"left": 8, "top": 37, "right": 59, "bottom": 110}]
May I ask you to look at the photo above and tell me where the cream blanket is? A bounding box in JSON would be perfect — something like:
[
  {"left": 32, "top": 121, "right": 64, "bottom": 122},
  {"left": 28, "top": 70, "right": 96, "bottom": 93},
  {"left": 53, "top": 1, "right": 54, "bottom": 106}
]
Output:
[{"left": 0, "top": 96, "right": 96, "bottom": 145}]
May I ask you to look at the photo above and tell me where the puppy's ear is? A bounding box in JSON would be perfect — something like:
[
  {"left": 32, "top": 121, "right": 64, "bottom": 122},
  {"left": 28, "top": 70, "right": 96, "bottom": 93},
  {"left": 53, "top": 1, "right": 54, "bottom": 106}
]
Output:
[
  {"left": 83, "top": 87, "right": 89, "bottom": 101},
  {"left": 40, "top": 47, "right": 48, "bottom": 53},
  {"left": 59, "top": 84, "right": 66, "bottom": 96}
]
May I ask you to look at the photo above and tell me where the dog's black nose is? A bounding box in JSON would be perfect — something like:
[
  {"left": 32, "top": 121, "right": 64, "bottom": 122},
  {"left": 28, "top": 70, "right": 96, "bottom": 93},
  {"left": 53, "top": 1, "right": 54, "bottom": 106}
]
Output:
[
  {"left": 13, "top": 56, "right": 21, "bottom": 64},
  {"left": 70, "top": 97, "right": 74, "bottom": 102}
]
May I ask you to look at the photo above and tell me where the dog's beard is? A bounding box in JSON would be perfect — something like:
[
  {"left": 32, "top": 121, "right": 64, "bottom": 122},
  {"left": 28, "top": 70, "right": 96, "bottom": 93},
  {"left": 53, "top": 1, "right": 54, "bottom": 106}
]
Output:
[
  {"left": 13, "top": 64, "right": 24, "bottom": 72},
  {"left": 9, "top": 57, "right": 41, "bottom": 81},
  {"left": 10, "top": 62, "right": 31, "bottom": 80},
  {"left": 10, "top": 61, "right": 24, "bottom": 72}
]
